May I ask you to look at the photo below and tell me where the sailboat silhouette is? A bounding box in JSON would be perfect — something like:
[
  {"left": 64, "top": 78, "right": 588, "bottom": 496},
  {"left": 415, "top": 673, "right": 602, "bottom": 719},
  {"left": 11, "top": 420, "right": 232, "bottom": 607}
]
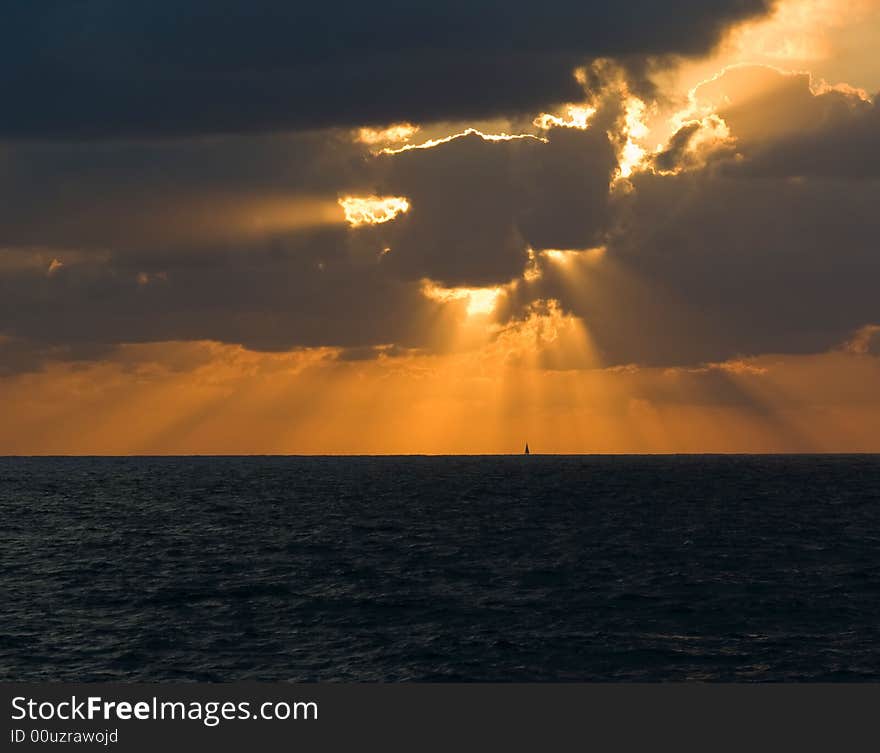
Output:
[{"left": 524, "top": 442, "right": 530, "bottom": 455}]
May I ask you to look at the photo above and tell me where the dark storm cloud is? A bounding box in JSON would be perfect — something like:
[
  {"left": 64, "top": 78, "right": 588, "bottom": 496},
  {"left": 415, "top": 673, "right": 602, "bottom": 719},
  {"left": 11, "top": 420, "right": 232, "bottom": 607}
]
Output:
[
  {"left": 651, "top": 121, "right": 702, "bottom": 172},
  {"left": 699, "top": 66, "right": 870, "bottom": 144},
  {"left": 3, "top": 59, "right": 879, "bottom": 375},
  {"left": 493, "top": 66, "right": 880, "bottom": 368},
  {"left": 0, "top": 130, "right": 371, "bottom": 250},
  {"left": 0, "top": 227, "right": 461, "bottom": 373},
  {"left": 502, "top": 132, "right": 880, "bottom": 366},
  {"left": 661, "top": 66, "right": 880, "bottom": 178},
  {"left": 865, "top": 331, "right": 880, "bottom": 357},
  {"left": 725, "top": 77, "right": 880, "bottom": 179},
  {"left": 0, "top": 121, "right": 617, "bottom": 370},
  {"left": 604, "top": 172, "right": 880, "bottom": 365},
  {"left": 740, "top": 101, "right": 880, "bottom": 178},
  {"left": 0, "top": 335, "right": 115, "bottom": 376},
  {"left": 2, "top": 1, "right": 772, "bottom": 139},
  {"left": 371, "top": 126, "right": 617, "bottom": 286}
]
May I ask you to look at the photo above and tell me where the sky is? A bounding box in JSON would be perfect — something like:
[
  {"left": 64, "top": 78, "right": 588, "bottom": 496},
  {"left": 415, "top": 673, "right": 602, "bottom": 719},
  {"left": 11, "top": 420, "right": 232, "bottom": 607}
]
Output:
[{"left": 1, "top": 0, "right": 879, "bottom": 454}]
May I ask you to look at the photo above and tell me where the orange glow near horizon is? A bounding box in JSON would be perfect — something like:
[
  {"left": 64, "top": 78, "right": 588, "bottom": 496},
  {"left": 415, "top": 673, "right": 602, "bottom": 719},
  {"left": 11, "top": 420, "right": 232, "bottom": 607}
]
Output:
[{"left": 2, "top": 339, "right": 879, "bottom": 455}]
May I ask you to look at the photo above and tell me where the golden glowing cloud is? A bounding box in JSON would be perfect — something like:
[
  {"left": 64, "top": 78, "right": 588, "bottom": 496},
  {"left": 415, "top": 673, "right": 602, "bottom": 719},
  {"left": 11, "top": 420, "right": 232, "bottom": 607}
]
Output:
[
  {"left": 421, "top": 281, "right": 503, "bottom": 317},
  {"left": 521, "top": 247, "right": 607, "bottom": 286},
  {"left": 843, "top": 324, "right": 880, "bottom": 355},
  {"left": 533, "top": 104, "right": 597, "bottom": 130},
  {"left": 356, "top": 123, "right": 420, "bottom": 146},
  {"left": 616, "top": 96, "right": 650, "bottom": 179},
  {"left": 523, "top": 248, "right": 542, "bottom": 282},
  {"left": 563, "top": 61, "right": 655, "bottom": 181},
  {"left": 616, "top": 0, "right": 880, "bottom": 170},
  {"left": 338, "top": 195, "right": 411, "bottom": 226},
  {"left": 379, "top": 127, "right": 547, "bottom": 155},
  {"left": 540, "top": 247, "right": 606, "bottom": 266},
  {"left": 655, "top": 0, "right": 880, "bottom": 133},
  {"left": 724, "top": 0, "right": 877, "bottom": 67}
]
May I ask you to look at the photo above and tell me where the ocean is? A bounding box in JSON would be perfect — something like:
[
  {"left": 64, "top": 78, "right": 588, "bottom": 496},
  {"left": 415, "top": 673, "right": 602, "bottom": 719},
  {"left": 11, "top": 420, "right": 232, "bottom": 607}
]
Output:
[{"left": 2, "top": 455, "right": 879, "bottom": 681}]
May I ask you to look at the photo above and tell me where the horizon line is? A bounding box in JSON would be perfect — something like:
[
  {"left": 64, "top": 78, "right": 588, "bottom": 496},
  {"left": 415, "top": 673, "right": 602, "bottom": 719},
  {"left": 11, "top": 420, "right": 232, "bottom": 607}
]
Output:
[{"left": 2, "top": 452, "right": 879, "bottom": 459}]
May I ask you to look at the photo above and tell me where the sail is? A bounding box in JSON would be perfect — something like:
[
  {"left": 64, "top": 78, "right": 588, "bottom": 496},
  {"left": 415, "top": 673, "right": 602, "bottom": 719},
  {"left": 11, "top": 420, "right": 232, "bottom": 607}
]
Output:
[{"left": 524, "top": 443, "right": 530, "bottom": 455}]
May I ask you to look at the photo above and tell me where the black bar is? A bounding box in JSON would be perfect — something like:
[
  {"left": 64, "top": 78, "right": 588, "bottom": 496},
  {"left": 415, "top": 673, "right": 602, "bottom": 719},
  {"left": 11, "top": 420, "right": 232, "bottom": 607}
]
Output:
[{"left": 2, "top": 683, "right": 878, "bottom": 751}]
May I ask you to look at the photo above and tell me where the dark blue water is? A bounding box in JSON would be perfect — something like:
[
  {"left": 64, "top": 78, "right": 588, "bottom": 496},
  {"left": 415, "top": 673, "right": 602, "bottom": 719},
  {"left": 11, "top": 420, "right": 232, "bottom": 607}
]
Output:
[{"left": 2, "top": 455, "right": 879, "bottom": 681}]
